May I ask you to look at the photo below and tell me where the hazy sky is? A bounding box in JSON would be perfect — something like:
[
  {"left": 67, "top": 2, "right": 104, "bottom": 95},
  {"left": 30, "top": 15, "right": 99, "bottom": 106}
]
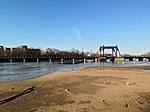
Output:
[{"left": 0, "top": 0, "right": 150, "bottom": 55}]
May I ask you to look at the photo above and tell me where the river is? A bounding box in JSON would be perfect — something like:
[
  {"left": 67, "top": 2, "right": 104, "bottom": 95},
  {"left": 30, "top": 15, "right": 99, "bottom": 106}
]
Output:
[{"left": 0, "top": 61, "right": 150, "bottom": 83}]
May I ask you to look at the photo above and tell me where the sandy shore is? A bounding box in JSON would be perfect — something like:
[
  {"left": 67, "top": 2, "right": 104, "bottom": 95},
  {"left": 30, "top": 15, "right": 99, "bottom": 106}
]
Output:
[{"left": 0, "top": 66, "right": 150, "bottom": 112}]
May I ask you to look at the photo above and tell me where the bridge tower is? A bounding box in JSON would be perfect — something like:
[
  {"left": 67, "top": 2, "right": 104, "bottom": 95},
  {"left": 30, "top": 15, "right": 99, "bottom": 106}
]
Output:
[{"left": 99, "top": 45, "right": 121, "bottom": 57}]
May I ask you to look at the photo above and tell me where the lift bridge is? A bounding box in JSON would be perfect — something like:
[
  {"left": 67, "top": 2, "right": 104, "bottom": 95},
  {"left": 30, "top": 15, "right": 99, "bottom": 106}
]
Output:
[
  {"left": 99, "top": 45, "right": 122, "bottom": 61},
  {"left": 99, "top": 45, "right": 120, "bottom": 57},
  {"left": 99, "top": 45, "right": 150, "bottom": 62}
]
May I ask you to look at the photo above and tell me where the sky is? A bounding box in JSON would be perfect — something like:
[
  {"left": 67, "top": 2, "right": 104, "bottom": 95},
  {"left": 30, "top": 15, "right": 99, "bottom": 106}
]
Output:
[{"left": 0, "top": 0, "right": 150, "bottom": 55}]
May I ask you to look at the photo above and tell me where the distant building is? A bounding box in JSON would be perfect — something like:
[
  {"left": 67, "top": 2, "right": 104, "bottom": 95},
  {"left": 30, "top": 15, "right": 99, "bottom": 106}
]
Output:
[
  {"left": 52, "top": 48, "right": 60, "bottom": 53},
  {"left": 40, "top": 48, "right": 52, "bottom": 56},
  {"left": 0, "top": 46, "right": 4, "bottom": 50},
  {"left": 0, "top": 45, "right": 85, "bottom": 57},
  {"left": 0, "top": 46, "right": 4, "bottom": 56},
  {"left": 18, "top": 45, "right": 28, "bottom": 51}
]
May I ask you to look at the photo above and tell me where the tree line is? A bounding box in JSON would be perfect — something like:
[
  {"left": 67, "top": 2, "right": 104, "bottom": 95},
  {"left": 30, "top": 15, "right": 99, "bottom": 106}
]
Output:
[{"left": 0, "top": 45, "right": 89, "bottom": 57}]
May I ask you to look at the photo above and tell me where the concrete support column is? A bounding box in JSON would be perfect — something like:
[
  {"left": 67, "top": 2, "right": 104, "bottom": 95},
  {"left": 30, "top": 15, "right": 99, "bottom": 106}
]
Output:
[
  {"left": 49, "top": 59, "right": 51, "bottom": 63},
  {"left": 95, "top": 58, "right": 98, "bottom": 63},
  {"left": 114, "top": 57, "right": 124, "bottom": 62},
  {"left": 10, "top": 59, "right": 12, "bottom": 63},
  {"left": 37, "top": 59, "right": 39, "bottom": 62},
  {"left": 73, "top": 59, "right": 75, "bottom": 64},
  {"left": 143, "top": 58, "right": 149, "bottom": 61},
  {"left": 61, "top": 59, "right": 63, "bottom": 64},
  {"left": 133, "top": 58, "right": 136, "bottom": 61},
  {"left": 23, "top": 59, "right": 25, "bottom": 62},
  {"left": 84, "top": 58, "right": 86, "bottom": 63},
  {"left": 143, "top": 58, "right": 146, "bottom": 61}
]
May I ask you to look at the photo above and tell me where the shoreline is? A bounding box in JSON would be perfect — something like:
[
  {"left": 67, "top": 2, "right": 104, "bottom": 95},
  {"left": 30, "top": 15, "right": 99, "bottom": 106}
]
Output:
[
  {"left": 0, "top": 66, "right": 150, "bottom": 112},
  {"left": 1, "top": 65, "right": 150, "bottom": 84}
]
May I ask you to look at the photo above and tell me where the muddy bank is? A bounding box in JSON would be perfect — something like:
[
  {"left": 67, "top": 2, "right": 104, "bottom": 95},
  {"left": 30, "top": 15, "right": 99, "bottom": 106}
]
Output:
[{"left": 0, "top": 66, "right": 150, "bottom": 112}]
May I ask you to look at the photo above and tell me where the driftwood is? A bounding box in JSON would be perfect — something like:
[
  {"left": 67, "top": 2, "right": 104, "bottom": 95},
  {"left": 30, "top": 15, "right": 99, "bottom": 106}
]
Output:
[{"left": 0, "top": 85, "right": 37, "bottom": 105}]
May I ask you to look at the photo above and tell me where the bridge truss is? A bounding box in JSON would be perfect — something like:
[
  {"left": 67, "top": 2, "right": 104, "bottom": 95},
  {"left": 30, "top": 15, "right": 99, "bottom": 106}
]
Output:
[{"left": 99, "top": 45, "right": 121, "bottom": 57}]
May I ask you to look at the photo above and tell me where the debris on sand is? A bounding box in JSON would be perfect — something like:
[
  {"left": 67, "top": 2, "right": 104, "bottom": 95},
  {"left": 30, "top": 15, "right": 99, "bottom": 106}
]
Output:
[
  {"left": 29, "top": 109, "right": 37, "bottom": 112},
  {"left": 126, "top": 82, "right": 133, "bottom": 85},
  {"left": 65, "top": 89, "right": 70, "bottom": 92},
  {"left": 125, "top": 101, "right": 132, "bottom": 107},
  {"left": 101, "top": 99, "right": 110, "bottom": 105},
  {"left": 102, "top": 100, "right": 106, "bottom": 102},
  {"left": 103, "top": 80, "right": 110, "bottom": 84},
  {"left": 135, "top": 101, "right": 143, "bottom": 105}
]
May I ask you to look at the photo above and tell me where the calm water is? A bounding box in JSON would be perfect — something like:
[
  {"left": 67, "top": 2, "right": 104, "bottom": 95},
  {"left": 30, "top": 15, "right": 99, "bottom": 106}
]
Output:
[{"left": 0, "top": 61, "right": 150, "bottom": 83}]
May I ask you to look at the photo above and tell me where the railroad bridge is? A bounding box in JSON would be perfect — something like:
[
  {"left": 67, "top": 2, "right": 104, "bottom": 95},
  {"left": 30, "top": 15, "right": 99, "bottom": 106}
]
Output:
[
  {"left": 0, "top": 45, "right": 150, "bottom": 63},
  {"left": 123, "top": 56, "right": 150, "bottom": 61},
  {"left": 0, "top": 56, "right": 99, "bottom": 64}
]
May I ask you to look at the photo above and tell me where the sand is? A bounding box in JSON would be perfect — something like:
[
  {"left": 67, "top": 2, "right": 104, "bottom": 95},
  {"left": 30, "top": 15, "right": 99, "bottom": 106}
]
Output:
[{"left": 0, "top": 66, "right": 150, "bottom": 112}]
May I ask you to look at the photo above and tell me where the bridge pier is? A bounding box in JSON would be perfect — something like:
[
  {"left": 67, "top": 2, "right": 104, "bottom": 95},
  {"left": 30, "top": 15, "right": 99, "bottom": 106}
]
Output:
[
  {"left": 114, "top": 57, "right": 124, "bottom": 62},
  {"left": 95, "top": 58, "right": 98, "bottom": 63},
  {"left": 142, "top": 58, "right": 149, "bottom": 61},
  {"left": 133, "top": 58, "right": 137, "bottom": 61},
  {"left": 49, "top": 59, "right": 51, "bottom": 63},
  {"left": 23, "top": 59, "right": 25, "bottom": 62},
  {"left": 143, "top": 58, "right": 146, "bottom": 61},
  {"left": 37, "top": 59, "right": 39, "bottom": 62},
  {"left": 61, "top": 59, "right": 63, "bottom": 64},
  {"left": 73, "top": 59, "right": 75, "bottom": 64},
  {"left": 84, "top": 58, "right": 86, "bottom": 63},
  {"left": 10, "top": 59, "right": 12, "bottom": 63}
]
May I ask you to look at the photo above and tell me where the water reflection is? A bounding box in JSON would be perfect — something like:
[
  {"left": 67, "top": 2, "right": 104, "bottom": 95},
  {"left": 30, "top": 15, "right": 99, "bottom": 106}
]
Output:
[{"left": 0, "top": 61, "right": 150, "bottom": 83}]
